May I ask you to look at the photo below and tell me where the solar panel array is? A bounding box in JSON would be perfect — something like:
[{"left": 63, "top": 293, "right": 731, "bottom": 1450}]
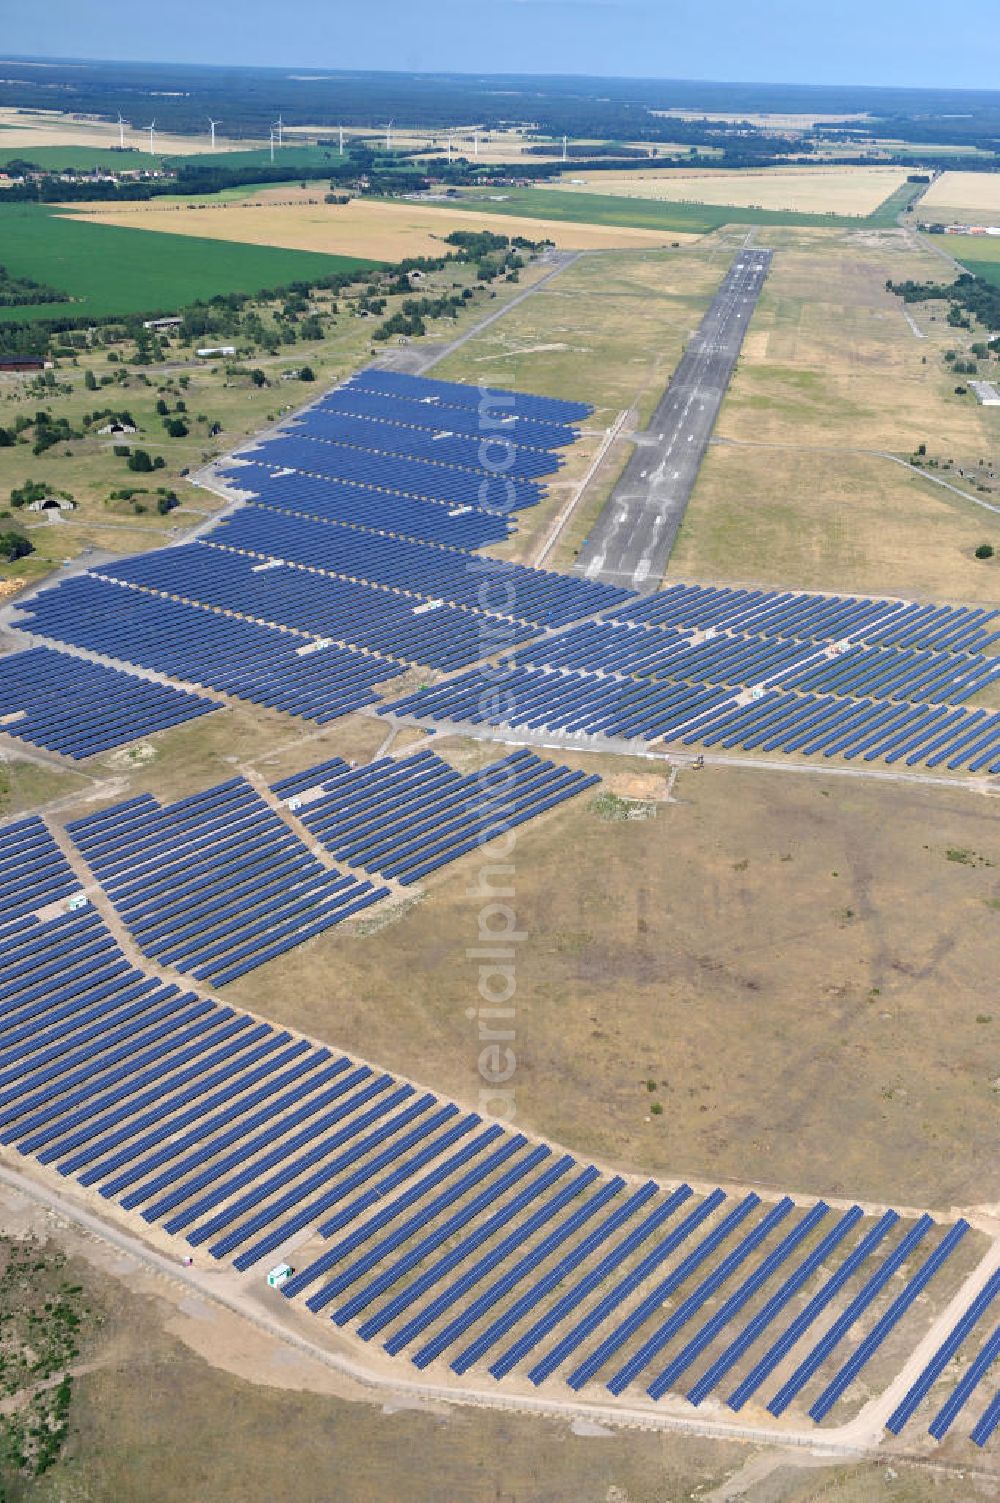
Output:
[
  {"left": 384, "top": 581, "right": 1000, "bottom": 774},
  {"left": 887, "top": 1268, "right": 1000, "bottom": 1447},
  {"left": 0, "top": 646, "right": 218, "bottom": 760},
  {"left": 0, "top": 815, "right": 81, "bottom": 920},
  {"left": 235, "top": 366, "right": 589, "bottom": 521},
  {"left": 17, "top": 573, "right": 402, "bottom": 725},
  {"left": 271, "top": 747, "right": 600, "bottom": 885},
  {"left": 11, "top": 372, "right": 631, "bottom": 730},
  {"left": 0, "top": 848, "right": 984, "bottom": 1435},
  {"left": 221, "top": 460, "right": 515, "bottom": 550},
  {"left": 66, "top": 778, "right": 389, "bottom": 988}
]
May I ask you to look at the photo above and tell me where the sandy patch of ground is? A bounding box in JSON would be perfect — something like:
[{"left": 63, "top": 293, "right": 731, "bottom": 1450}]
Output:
[{"left": 64, "top": 188, "right": 693, "bottom": 255}]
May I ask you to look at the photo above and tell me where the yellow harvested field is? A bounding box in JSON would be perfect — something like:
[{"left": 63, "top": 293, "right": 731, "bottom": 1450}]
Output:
[
  {"left": 65, "top": 187, "right": 693, "bottom": 255},
  {"left": 547, "top": 165, "right": 910, "bottom": 214},
  {"left": 920, "top": 170, "right": 1000, "bottom": 222},
  {"left": 0, "top": 106, "right": 221, "bottom": 156}
]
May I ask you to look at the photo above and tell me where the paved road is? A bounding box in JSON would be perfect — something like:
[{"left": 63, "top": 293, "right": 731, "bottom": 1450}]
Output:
[{"left": 576, "top": 248, "right": 772, "bottom": 592}]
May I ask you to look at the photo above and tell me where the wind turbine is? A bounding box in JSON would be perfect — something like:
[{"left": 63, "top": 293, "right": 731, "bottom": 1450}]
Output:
[
  {"left": 562, "top": 134, "right": 568, "bottom": 163},
  {"left": 338, "top": 124, "right": 344, "bottom": 155},
  {"left": 269, "top": 125, "right": 275, "bottom": 164},
  {"left": 473, "top": 128, "right": 479, "bottom": 160},
  {"left": 116, "top": 112, "right": 126, "bottom": 149},
  {"left": 208, "top": 117, "right": 221, "bottom": 150},
  {"left": 447, "top": 134, "right": 453, "bottom": 165},
  {"left": 146, "top": 120, "right": 156, "bottom": 156},
  {"left": 385, "top": 119, "right": 393, "bottom": 152},
  {"left": 275, "top": 113, "right": 284, "bottom": 147}
]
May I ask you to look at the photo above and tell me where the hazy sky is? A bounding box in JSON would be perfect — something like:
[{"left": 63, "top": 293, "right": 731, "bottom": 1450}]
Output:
[{"left": 6, "top": 0, "right": 1000, "bottom": 90}]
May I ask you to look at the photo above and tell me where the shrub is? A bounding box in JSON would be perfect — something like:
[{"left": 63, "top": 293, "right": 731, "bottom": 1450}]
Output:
[
  {"left": 975, "top": 543, "right": 995, "bottom": 559},
  {"left": 127, "top": 449, "right": 154, "bottom": 473},
  {"left": 0, "top": 529, "right": 32, "bottom": 562}
]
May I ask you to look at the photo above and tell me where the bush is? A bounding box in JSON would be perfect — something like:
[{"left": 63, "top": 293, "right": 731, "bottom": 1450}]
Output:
[
  {"left": 164, "top": 418, "right": 189, "bottom": 438},
  {"left": 0, "top": 529, "right": 32, "bottom": 562},
  {"left": 112, "top": 444, "right": 130, "bottom": 457},
  {"left": 298, "top": 366, "right": 315, "bottom": 381},
  {"left": 975, "top": 543, "right": 995, "bottom": 559},
  {"left": 127, "top": 449, "right": 154, "bottom": 473}
]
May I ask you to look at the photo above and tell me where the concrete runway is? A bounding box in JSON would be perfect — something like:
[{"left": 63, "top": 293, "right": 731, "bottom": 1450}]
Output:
[{"left": 575, "top": 247, "right": 772, "bottom": 592}]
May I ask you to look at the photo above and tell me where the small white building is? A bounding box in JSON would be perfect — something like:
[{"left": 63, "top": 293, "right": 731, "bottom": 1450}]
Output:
[
  {"left": 26, "top": 496, "right": 76, "bottom": 513},
  {"left": 97, "top": 421, "right": 137, "bottom": 436},
  {"left": 143, "top": 316, "right": 183, "bottom": 330},
  {"left": 197, "top": 345, "right": 236, "bottom": 358},
  {"left": 971, "top": 380, "right": 1000, "bottom": 407},
  {"left": 266, "top": 1263, "right": 293, "bottom": 1289}
]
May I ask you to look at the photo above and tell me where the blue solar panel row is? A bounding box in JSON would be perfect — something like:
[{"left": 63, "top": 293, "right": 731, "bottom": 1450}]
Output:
[
  {"left": 242, "top": 433, "right": 546, "bottom": 515},
  {"left": 0, "top": 821, "right": 988, "bottom": 1441},
  {"left": 518, "top": 617, "right": 1000, "bottom": 706},
  {"left": 285, "top": 409, "right": 562, "bottom": 481},
  {"left": 316, "top": 384, "right": 580, "bottom": 452},
  {"left": 0, "top": 815, "right": 82, "bottom": 928},
  {"left": 204, "top": 506, "right": 631, "bottom": 629},
  {"left": 66, "top": 777, "right": 389, "bottom": 987},
  {"left": 341, "top": 368, "right": 593, "bottom": 427},
  {"left": 219, "top": 460, "right": 516, "bottom": 549},
  {"left": 0, "top": 645, "right": 218, "bottom": 760},
  {"left": 92, "top": 544, "right": 536, "bottom": 673},
  {"left": 16, "top": 574, "right": 401, "bottom": 725},
  {"left": 384, "top": 657, "right": 1000, "bottom": 773},
  {"left": 271, "top": 747, "right": 600, "bottom": 885},
  {"left": 606, "top": 582, "right": 1000, "bottom": 655},
  {"left": 887, "top": 1265, "right": 1000, "bottom": 1440}
]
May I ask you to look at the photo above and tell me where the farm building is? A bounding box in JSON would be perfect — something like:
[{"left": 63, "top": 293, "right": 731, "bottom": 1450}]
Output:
[{"left": 0, "top": 355, "right": 50, "bottom": 373}]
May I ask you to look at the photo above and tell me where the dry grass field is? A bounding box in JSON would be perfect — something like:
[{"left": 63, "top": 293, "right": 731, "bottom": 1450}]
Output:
[
  {"left": 669, "top": 226, "right": 1000, "bottom": 596},
  {"left": 673, "top": 443, "right": 1000, "bottom": 601},
  {"left": 66, "top": 187, "right": 690, "bottom": 256},
  {"left": 546, "top": 166, "right": 911, "bottom": 215},
  {"left": 920, "top": 170, "right": 1000, "bottom": 223}
]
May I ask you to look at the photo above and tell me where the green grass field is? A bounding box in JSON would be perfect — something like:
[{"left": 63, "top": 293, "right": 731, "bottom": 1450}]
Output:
[
  {"left": 940, "top": 234, "right": 1000, "bottom": 288},
  {"left": 166, "top": 144, "right": 349, "bottom": 172},
  {"left": 429, "top": 180, "right": 921, "bottom": 234},
  {"left": 0, "top": 206, "right": 380, "bottom": 323},
  {"left": 0, "top": 143, "right": 346, "bottom": 173},
  {"left": 0, "top": 144, "right": 167, "bottom": 171}
]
